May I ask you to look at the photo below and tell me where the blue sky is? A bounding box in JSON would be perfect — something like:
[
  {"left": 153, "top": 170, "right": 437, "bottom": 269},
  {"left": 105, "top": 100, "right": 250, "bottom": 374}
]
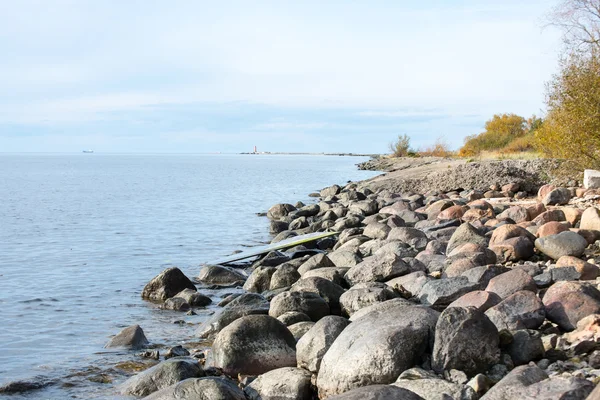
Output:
[{"left": 0, "top": 0, "right": 561, "bottom": 153}]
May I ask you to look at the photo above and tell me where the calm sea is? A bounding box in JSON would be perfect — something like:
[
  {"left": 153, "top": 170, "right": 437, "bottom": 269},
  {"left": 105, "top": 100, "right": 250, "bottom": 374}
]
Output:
[{"left": 0, "top": 153, "right": 378, "bottom": 399}]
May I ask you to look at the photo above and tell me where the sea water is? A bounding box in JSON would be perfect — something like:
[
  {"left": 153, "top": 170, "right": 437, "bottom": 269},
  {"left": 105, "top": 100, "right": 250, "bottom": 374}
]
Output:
[{"left": 0, "top": 153, "right": 378, "bottom": 399}]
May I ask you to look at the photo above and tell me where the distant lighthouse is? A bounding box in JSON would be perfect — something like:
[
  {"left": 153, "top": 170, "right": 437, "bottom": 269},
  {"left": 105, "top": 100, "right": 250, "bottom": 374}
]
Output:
[{"left": 253, "top": 145, "right": 257, "bottom": 154}]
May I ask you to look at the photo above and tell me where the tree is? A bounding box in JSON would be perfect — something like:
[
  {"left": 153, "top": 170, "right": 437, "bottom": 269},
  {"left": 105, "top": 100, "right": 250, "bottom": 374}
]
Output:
[
  {"left": 388, "top": 134, "right": 412, "bottom": 157},
  {"left": 458, "top": 114, "right": 527, "bottom": 156},
  {"left": 549, "top": 0, "right": 600, "bottom": 54}
]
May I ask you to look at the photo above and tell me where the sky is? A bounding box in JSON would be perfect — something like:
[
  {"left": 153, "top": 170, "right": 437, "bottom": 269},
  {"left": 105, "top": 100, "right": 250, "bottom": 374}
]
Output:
[{"left": 0, "top": 0, "right": 562, "bottom": 154}]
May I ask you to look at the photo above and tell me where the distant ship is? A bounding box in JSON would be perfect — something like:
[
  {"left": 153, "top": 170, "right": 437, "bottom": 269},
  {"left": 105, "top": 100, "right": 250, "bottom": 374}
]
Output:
[{"left": 82, "top": 150, "right": 94, "bottom": 153}]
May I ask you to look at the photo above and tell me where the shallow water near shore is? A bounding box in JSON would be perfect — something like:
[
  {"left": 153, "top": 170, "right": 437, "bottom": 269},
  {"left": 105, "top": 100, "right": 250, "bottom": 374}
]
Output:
[{"left": 0, "top": 153, "right": 378, "bottom": 399}]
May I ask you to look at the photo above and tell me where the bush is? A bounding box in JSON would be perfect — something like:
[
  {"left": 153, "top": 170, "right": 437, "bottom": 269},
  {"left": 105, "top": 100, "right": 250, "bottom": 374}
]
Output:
[
  {"left": 388, "top": 134, "right": 412, "bottom": 157},
  {"left": 418, "top": 137, "right": 453, "bottom": 157},
  {"left": 536, "top": 53, "right": 600, "bottom": 170},
  {"left": 458, "top": 114, "right": 528, "bottom": 156}
]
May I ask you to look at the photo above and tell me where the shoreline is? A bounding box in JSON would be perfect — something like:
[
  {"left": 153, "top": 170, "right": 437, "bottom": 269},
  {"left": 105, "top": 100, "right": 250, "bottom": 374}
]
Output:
[{"left": 5, "top": 157, "right": 600, "bottom": 399}]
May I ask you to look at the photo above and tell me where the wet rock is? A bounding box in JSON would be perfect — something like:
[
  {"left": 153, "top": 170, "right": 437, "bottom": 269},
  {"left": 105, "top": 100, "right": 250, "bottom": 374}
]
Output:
[
  {"left": 105, "top": 325, "right": 149, "bottom": 349},
  {"left": 144, "top": 376, "right": 246, "bottom": 400},
  {"left": 297, "top": 315, "right": 350, "bottom": 373},
  {"left": 197, "top": 293, "right": 269, "bottom": 338},
  {"left": 316, "top": 303, "right": 439, "bottom": 397},
  {"left": 446, "top": 223, "right": 488, "bottom": 255},
  {"left": 197, "top": 265, "right": 246, "bottom": 286},
  {"left": 245, "top": 367, "right": 313, "bottom": 400},
  {"left": 485, "top": 268, "right": 536, "bottom": 299},
  {"left": 270, "top": 264, "right": 301, "bottom": 290},
  {"left": 120, "top": 358, "right": 202, "bottom": 397},
  {"left": 165, "top": 345, "right": 190, "bottom": 359},
  {"left": 418, "top": 277, "right": 480, "bottom": 307},
  {"left": 345, "top": 253, "right": 410, "bottom": 285},
  {"left": 270, "top": 220, "right": 290, "bottom": 234},
  {"left": 212, "top": 315, "right": 296, "bottom": 376},
  {"left": 448, "top": 290, "right": 502, "bottom": 312},
  {"left": 326, "top": 384, "right": 425, "bottom": 400},
  {"left": 0, "top": 378, "right": 54, "bottom": 394},
  {"left": 542, "top": 281, "right": 600, "bottom": 331},
  {"left": 480, "top": 364, "right": 548, "bottom": 400},
  {"left": 534, "top": 231, "right": 588, "bottom": 260},
  {"left": 394, "top": 378, "right": 477, "bottom": 400},
  {"left": 243, "top": 266, "right": 276, "bottom": 293},
  {"left": 339, "top": 282, "right": 398, "bottom": 316},
  {"left": 555, "top": 255, "right": 600, "bottom": 280},
  {"left": 269, "top": 291, "right": 330, "bottom": 321},
  {"left": 432, "top": 306, "right": 500, "bottom": 376},
  {"left": 506, "top": 330, "right": 544, "bottom": 366},
  {"left": 485, "top": 290, "right": 546, "bottom": 331},
  {"left": 142, "top": 267, "right": 197, "bottom": 302},
  {"left": 163, "top": 297, "right": 191, "bottom": 311},
  {"left": 173, "top": 288, "right": 212, "bottom": 307}
]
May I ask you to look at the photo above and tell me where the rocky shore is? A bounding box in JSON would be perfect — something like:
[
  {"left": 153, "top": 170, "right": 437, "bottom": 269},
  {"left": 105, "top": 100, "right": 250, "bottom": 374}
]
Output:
[{"left": 7, "top": 158, "right": 600, "bottom": 399}]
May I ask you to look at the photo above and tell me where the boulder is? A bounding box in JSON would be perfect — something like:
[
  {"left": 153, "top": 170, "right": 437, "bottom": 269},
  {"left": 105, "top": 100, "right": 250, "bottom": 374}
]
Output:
[
  {"left": 580, "top": 207, "right": 600, "bottom": 231},
  {"left": 120, "top": 358, "right": 202, "bottom": 397},
  {"left": 270, "top": 264, "right": 301, "bottom": 290},
  {"left": 418, "top": 277, "right": 480, "bottom": 307},
  {"left": 269, "top": 291, "right": 330, "bottom": 321},
  {"left": 506, "top": 329, "right": 544, "bottom": 366},
  {"left": 364, "top": 222, "right": 391, "bottom": 240},
  {"left": 142, "top": 267, "right": 197, "bottom": 302},
  {"left": 212, "top": 315, "right": 296, "bottom": 376},
  {"left": 446, "top": 223, "right": 488, "bottom": 256},
  {"left": 339, "top": 283, "right": 398, "bottom": 317},
  {"left": 105, "top": 325, "right": 149, "bottom": 349},
  {"left": 326, "top": 385, "right": 425, "bottom": 400},
  {"left": 163, "top": 297, "right": 190, "bottom": 311},
  {"left": 489, "top": 225, "right": 535, "bottom": 247},
  {"left": 297, "top": 254, "right": 336, "bottom": 276},
  {"left": 555, "top": 255, "right": 600, "bottom": 280},
  {"left": 480, "top": 364, "right": 548, "bottom": 400},
  {"left": 173, "top": 288, "right": 212, "bottom": 307},
  {"left": 243, "top": 266, "right": 276, "bottom": 293},
  {"left": 268, "top": 203, "right": 296, "bottom": 220},
  {"left": 296, "top": 315, "right": 350, "bottom": 373},
  {"left": 287, "top": 321, "right": 314, "bottom": 341},
  {"left": 197, "top": 293, "right": 269, "bottom": 338},
  {"left": 302, "top": 267, "right": 348, "bottom": 287},
  {"left": 348, "top": 298, "right": 414, "bottom": 322},
  {"left": 584, "top": 169, "right": 600, "bottom": 189},
  {"left": 143, "top": 377, "right": 246, "bottom": 400},
  {"left": 534, "top": 231, "right": 588, "bottom": 260},
  {"left": 520, "top": 377, "right": 594, "bottom": 400},
  {"left": 497, "top": 206, "right": 529, "bottom": 223},
  {"left": 562, "top": 207, "right": 583, "bottom": 226},
  {"left": 532, "top": 209, "right": 566, "bottom": 225},
  {"left": 245, "top": 367, "right": 313, "bottom": 400},
  {"left": 277, "top": 311, "right": 311, "bottom": 326},
  {"left": 485, "top": 269, "right": 536, "bottom": 299},
  {"left": 485, "top": 291, "right": 545, "bottom": 331},
  {"left": 536, "top": 221, "right": 570, "bottom": 238},
  {"left": 321, "top": 184, "right": 341, "bottom": 197},
  {"left": 197, "top": 265, "right": 246, "bottom": 286},
  {"left": 316, "top": 303, "right": 439, "bottom": 397},
  {"left": 542, "top": 187, "right": 572, "bottom": 206},
  {"left": 448, "top": 291, "right": 502, "bottom": 312},
  {"left": 345, "top": 253, "right": 410, "bottom": 285},
  {"left": 542, "top": 281, "right": 600, "bottom": 330},
  {"left": 490, "top": 237, "right": 534, "bottom": 263},
  {"left": 388, "top": 227, "right": 429, "bottom": 250},
  {"left": 290, "top": 277, "right": 345, "bottom": 315},
  {"left": 461, "top": 265, "right": 510, "bottom": 288},
  {"left": 432, "top": 307, "right": 500, "bottom": 377},
  {"left": 387, "top": 271, "right": 431, "bottom": 298},
  {"left": 394, "top": 378, "right": 476, "bottom": 400}
]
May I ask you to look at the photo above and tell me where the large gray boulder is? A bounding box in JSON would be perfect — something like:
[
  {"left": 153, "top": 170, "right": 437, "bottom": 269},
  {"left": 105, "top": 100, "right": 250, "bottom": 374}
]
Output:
[
  {"left": 534, "top": 231, "right": 588, "bottom": 260},
  {"left": 197, "top": 293, "right": 269, "bottom": 338},
  {"left": 344, "top": 253, "right": 410, "bottom": 285},
  {"left": 290, "top": 277, "right": 345, "bottom": 315},
  {"left": 197, "top": 265, "right": 246, "bottom": 286},
  {"left": 388, "top": 227, "right": 429, "bottom": 250},
  {"left": 316, "top": 303, "right": 439, "bottom": 397},
  {"left": 120, "top": 358, "right": 202, "bottom": 397},
  {"left": 326, "top": 385, "right": 425, "bottom": 400},
  {"left": 339, "top": 282, "right": 398, "bottom": 317},
  {"left": 446, "top": 223, "right": 488, "bottom": 256},
  {"left": 269, "top": 291, "right": 330, "bottom": 321},
  {"left": 485, "top": 290, "right": 546, "bottom": 331},
  {"left": 520, "top": 376, "right": 594, "bottom": 399},
  {"left": 105, "top": 325, "right": 149, "bottom": 349},
  {"left": 270, "top": 264, "right": 301, "bottom": 290},
  {"left": 142, "top": 267, "right": 197, "bottom": 302},
  {"left": 243, "top": 266, "right": 276, "bottom": 293},
  {"left": 244, "top": 367, "right": 313, "bottom": 400},
  {"left": 212, "top": 315, "right": 296, "bottom": 376},
  {"left": 296, "top": 315, "right": 350, "bottom": 373},
  {"left": 172, "top": 288, "right": 212, "bottom": 307},
  {"left": 481, "top": 364, "right": 548, "bottom": 400},
  {"left": 144, "top": 377, "right": 246, "bottom": 400},
  {"left": 418, "top": 277, "right": 480, "bottom": 307},
  {"left": 394, "top": 377, "right": 477, "bottom": 400},
  {"left": 432, "top": 307, "right": 499, "bottom": 377},
  {"left": 298, "top": 253, "right": 336, "bottom": 276}
]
